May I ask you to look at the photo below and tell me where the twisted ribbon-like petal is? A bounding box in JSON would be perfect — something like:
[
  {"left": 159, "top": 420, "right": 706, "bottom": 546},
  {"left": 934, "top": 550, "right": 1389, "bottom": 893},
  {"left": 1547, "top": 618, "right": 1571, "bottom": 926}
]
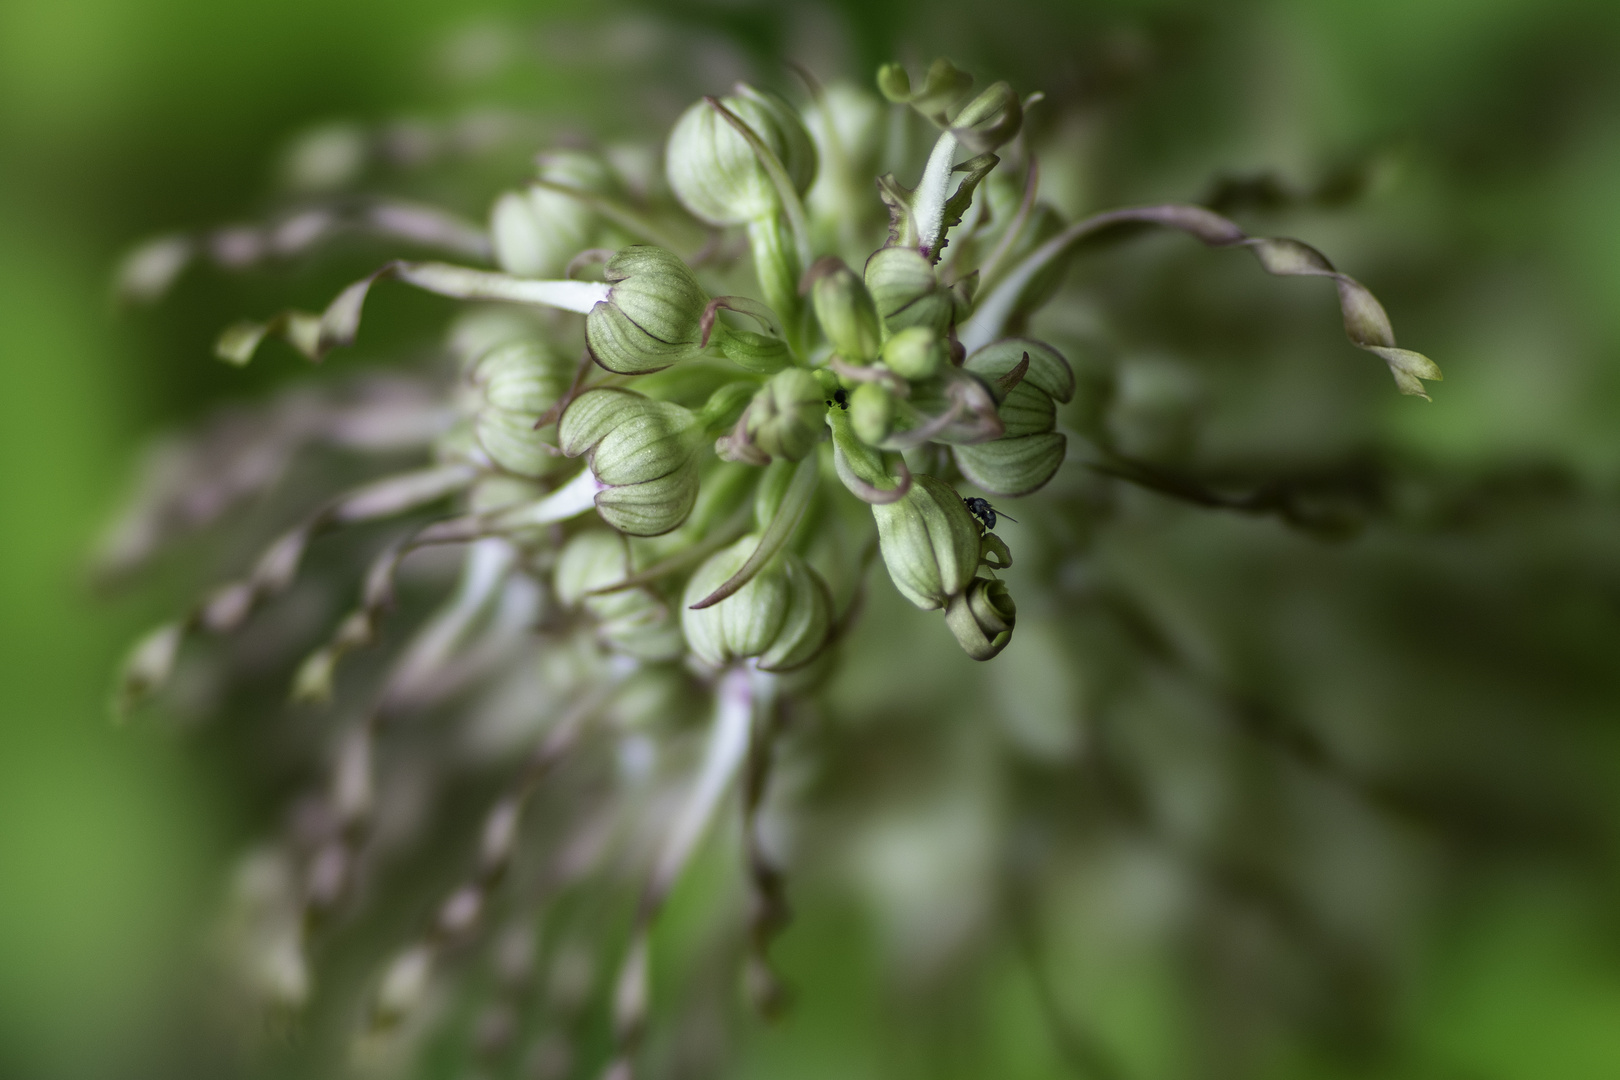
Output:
[{"left": 960, "top": 203, "right": 1442, "bottom": 398}]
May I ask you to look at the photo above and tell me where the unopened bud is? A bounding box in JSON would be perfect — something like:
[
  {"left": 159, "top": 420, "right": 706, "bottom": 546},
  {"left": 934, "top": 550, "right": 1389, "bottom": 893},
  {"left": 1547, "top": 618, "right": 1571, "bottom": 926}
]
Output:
[
  {"left": 470, "top": 339, "right": 573, "bottom": 477},
  {"left": 554, "top": 531, "right": 685, "bottom": 661},
  {"left": 558, "top": 388, "right": 702, "bottom": 535},
  {"left": 682, "top": 539, "right": 833, "bottom": 671},
  {"left": 699, "top": 382, "right": 760, "bottom": 436},
  {"left": 954, "top": 339, "right": 1074, "bottom": 495},
  {"left": 944, "top": 577, "right": 1016, "bottom": 660},
  {"left": 808, "top": 259, "right": 881, "bottom": 361},
  {"left": 116, "top": 621, "right": 184, "bottom": 715},
  {"left": 666, "top": 86, "right": 817, "bottom": 227},
  {"left": 963, "top": 338, "right": 1076, "bottom": 403},
  {"left": 586, "top": 246, "right": 711, "bottom": 375},
  {"left": 848, "top": 382, "right": 894, "bottom": 444},
  {"left": 880, "top": 326, "right": 945, "bottom": 380},
  {"left": 747, "top": 369, "right": 826, "bottom": 461},
  {"left": 871, "top": 474, "right": 981, "bottom": 610},
  {"left": 864, "top": 246, "right": 952, "bottom": 334},
  {"left": 491, "top": 150, "right": 617, "bottom": 278},
  {"left": 374, "top": 945, "right": 434, "bottom": 1028}
]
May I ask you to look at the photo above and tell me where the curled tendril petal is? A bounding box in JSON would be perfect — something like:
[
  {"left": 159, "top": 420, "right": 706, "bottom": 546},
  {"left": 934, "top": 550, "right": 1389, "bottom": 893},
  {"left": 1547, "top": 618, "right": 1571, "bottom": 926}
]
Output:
[
  {"left": 948, "top": 82, "right": 1023, "bottom": 155},
  {"left": 114, "top": 202, "right": 493, "bottom": 306},
  {"left": 604, "top": 667, "right": 758, "bottom": 1076},
  {"left": 113, "top": 463, "right": 476, "bottom": 712},
  {"left": 291, "top": 519, "right": 496, "bottom": 706},
  {"left": 217, "top": 261, "right": 610, "bottom": 366},
  {"left": 688, "top": 454, "right": 818, "bottom": 610},
  {"left": 959, "top": 203, "right": 1441, "bottom": 398},
  {"left": 364, "top": 680, "right": 612, "bottom": 1031},
  {"left": 829, "top": 357, "right": 910, "bottom": 396},
  {"left": 979, "top": 532, "right": 1013, "bottom": 570},
  {"left": 975, "top": 155, "right": 1040, "bottom": 288},
  {"left": 877, "top": 58, "right": 975, "bottom": 127}
]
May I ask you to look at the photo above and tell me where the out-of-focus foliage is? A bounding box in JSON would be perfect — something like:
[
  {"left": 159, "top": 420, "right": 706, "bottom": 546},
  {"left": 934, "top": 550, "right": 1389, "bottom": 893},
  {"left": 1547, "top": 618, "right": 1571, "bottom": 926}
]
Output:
[{"left": 5, "top": 1, "right": 1620, "bottom": 1079}]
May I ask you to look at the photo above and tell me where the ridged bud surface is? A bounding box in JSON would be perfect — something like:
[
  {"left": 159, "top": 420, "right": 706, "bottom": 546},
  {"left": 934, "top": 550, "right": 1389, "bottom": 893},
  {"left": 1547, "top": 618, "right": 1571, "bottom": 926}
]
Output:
[
  {"left": 682, "top": 538, "right": 832, "bottom": 671},
  {"left": 863, "top": 246, "right": 949, "bottom": 334},
  {"left": 469, "top": 339, "right": 573, "bottom": 477},
  {"left": 955, "top": 338, "right": 1074, "bottom": 495},
  {"left": 871, "top": 474, "right": 981, "bottom": 610},
  {"left": 666, "top": 86, "right": 817, "bottom": 227},
  {"left": 586, "top": 246, "right": 711, "bottom": 375},
  {"left": 558, "top": 388, "right": 702, "bottom": 535}
]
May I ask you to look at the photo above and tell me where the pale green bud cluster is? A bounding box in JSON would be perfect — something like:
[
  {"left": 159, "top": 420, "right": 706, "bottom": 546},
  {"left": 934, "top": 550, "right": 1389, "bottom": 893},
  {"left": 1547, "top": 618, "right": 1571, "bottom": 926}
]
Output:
[
  {"left": 110, "top": 46, "right": 1445, "bottom": 1070},
  {"left": 746, "top": 369, "right": 826, "bottom": 462}
]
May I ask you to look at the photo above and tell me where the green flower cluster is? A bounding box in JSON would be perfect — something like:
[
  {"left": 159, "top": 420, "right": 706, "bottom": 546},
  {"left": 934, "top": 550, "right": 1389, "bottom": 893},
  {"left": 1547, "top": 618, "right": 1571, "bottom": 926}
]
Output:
[{"left": 108, "top": 55, "right": 1439, "bottom": 1071}]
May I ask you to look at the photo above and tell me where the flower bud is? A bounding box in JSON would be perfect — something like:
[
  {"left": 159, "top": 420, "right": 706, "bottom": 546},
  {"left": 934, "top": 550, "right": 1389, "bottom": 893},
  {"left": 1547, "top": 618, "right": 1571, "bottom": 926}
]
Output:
[
  {"left": 871, "top": 474, "right": 981, "bottom": 610},
  {"left": 681, "top": 538, "right": 833, "bottom": 672},
  {"left": 944, "top": 577, "right": 1016, "bottom": 660},
  {"left": 880, "top": 326, "right": 945, "bottom": 380},
  {"left": 666, "top": 86, "right": 817, "bottom": 227},
  {"left": 804, "top": 83, "right": 884, "bottom": 239},
  {"left": 954, "top": 434, "right": 1067, "bottom": 498},
  {"left": 848, "top": 382, "right": 894, "bottom": 444},
  {"left": 698, "top": 381, "right": 759, "bottom": 437},
  {"left": 746, "top": 369, "right": 826, "bottom": 462},
  {"left": 469, "top": 339, "right": 574, "bottom": 477},
  {"left": 863, "top": 246, "right": 953, "bottom": 334},
  {"left": 585, "top": 246, "right": 711, "bottom": 375},
  {"left": 558, "top": 388, "right": 702, "bottom": 536},
  {"left": 555, "top": 531, "right": 685, "bottom": 661},
  {"left": 963, "top": 338, "right": 1076, "bottom": 404},
  {"left": 954, "top": 339, "right": 1074, "bottom": 496},
  {"left": 491, "top": 150, "right": 618, "bottom": 278},
  {"left": 808, "top": 259, "right": 881, "bottom": 360}
]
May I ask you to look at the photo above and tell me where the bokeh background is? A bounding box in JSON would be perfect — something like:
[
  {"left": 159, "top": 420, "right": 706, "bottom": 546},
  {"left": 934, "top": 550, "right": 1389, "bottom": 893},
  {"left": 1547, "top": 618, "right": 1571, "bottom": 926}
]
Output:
[{"left": 5, "top": 0, "right": 1620, "bottom": 1077}]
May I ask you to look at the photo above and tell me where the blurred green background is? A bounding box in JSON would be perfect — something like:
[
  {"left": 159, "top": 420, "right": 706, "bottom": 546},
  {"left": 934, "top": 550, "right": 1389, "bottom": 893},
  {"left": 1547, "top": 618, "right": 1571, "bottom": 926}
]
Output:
[{"left": 5, "top": 0, "right": 1620, "bottom": 1077}]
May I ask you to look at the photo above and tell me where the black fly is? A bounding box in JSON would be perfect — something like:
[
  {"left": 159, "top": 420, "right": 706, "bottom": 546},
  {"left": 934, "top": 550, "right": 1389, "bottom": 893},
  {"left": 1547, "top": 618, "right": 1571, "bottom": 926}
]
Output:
[
  {"left": 964, "top": 497, "right": 1015, "bottom": 531},
  {"left": 827, "top": 388, "right": 849, "bottom": 410}
]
